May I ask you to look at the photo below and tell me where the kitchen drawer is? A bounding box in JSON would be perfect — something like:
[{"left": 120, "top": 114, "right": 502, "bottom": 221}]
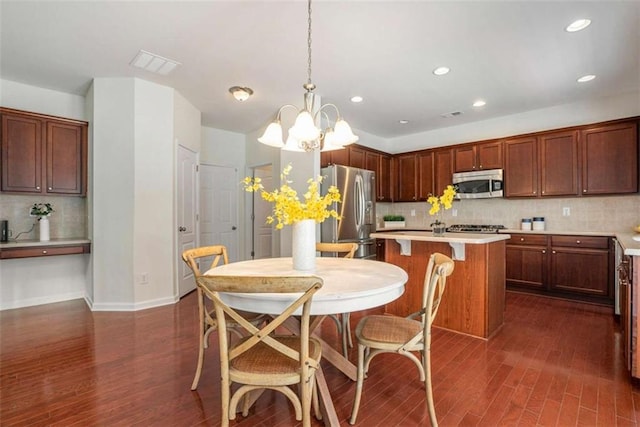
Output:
[
  {"left": 550, "top": 235, "right": 609, "bottom": 249},
  {"left": 507, "top": 234, "right": 548, "bottom": 246},
  {"left": 0, "top": 244, "right": 90, "bottom": 259}
]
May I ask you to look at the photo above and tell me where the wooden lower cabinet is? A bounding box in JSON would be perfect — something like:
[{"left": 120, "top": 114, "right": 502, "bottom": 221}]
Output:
[{"left": 506, "top": 233, "right": 613, "bottom": 304}]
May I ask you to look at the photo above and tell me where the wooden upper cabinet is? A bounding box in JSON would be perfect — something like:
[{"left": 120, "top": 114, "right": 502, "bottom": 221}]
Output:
[
  {"left": 453, "top": 141, "right": 502, "bottom": 173},
  {"left": 348, "top": 146, "right": 365, "bottom": 169},
  {"left": 320, "top": 147, "right": 349, "bottom": 168},
  {"left": 365, "top": 150, "right": 392, "bottom": 201},
  {"left": 581, "top": 121, "right": 638, "bottom": 195},
  {"left": 395, "top": 153, "right": 418, "bottom": 201},
  {"left": 504, "top": 136, "right": 538, "bottom": 197},
  {"left": 1, "top": 113, "right": 43, "bottom": 193},
  {"left": 418, "top": 151, "right": 434, "bottom": 200},
  {"left": 1, "top": 108, "right": 87, "bottom": 196},
  {"left": 539, "top": 130, "right": 579, "bottom": 196},
  {"left": 433, "top": 148, "right": 453, "bottom": 195}
]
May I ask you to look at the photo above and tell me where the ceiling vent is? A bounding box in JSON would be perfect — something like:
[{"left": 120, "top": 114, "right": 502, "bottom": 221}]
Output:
[
  {"left": 441, "top": 111, "right": 463, "bottom": 118},
  {"left": 130, "top": 50, "right": 181, "bottom": 75}
]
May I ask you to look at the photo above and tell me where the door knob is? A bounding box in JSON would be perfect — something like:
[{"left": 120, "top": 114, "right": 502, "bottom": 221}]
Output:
[
  {"left": 232, "top": 226, "right": 237, "bottom": 230},
  {"left": 178, "top": 226, "right": 186, "bottom": 232}
]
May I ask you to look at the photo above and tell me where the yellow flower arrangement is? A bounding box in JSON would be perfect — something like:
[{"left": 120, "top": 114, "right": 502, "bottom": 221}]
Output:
[
  {"left": 243, "top": 164, "right": 341, "bottom": 230},
  {"left": 427, "top": 185, "right": 457, "bottom": 225}
]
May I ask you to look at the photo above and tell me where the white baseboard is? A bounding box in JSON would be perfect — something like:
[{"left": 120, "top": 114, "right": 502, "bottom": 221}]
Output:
[
  {"left": 0, "top": 292, "right": 85, "bottom": 311},
  {"left": 90, "top": 295, "right": 178, "bottom": 311}
]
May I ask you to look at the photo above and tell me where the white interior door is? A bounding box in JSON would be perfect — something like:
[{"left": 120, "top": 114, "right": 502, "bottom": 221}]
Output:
[
  {"left": 252, "top": 165, "right": 273, "bottom": 259},
  {"left": 200, "top": 165, "right": 239, "bottom": 262},
  {"left": 177, "top": 146, "right": 198, "bottom": 297}
]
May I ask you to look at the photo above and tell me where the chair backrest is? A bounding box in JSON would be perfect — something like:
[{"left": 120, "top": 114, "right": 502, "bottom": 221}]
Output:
[
  {"left": 421, "top": 252, "right": 455, "bottom": 325},
  {"left": 196, "top": 275, "right": 323, "bottom": 368},
  {"left": 182, "top": 245, "right": 229, "bottom": 276},
  {"left": 316, "top": 242, "right": 358, "bottom": 258}
]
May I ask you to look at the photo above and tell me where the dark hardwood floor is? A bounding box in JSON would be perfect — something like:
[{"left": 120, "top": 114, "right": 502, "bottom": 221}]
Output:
[{"left": 1, "top": 291, "right": 638, "bottom": 426}]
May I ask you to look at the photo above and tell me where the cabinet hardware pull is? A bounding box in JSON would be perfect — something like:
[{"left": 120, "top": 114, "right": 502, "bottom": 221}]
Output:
[
  {"left": 542, "top": 250, "right": 546, "bottom": 254},
  {"left": 48, "top": 187, "right": 52, "bottom": 190},
  {"left": 576, "top": 240, "right": 581, "bottom": 244},
  {"left": 520, "top": 237, "right": 524, "bottom": 241},
  {"left": 36, "top": 186, "right": 40, "bottom": 190},
  {"left": 583, "top": 189, "right": 587, "bottom": 193},
  {"left": 552, "top": 250, "right": 556, "bottom": 254},
  {"left": 42, "top": 250, "right": 47, "bottom": 254}
]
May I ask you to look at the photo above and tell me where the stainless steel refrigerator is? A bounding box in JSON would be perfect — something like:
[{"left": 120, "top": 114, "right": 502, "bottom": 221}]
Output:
[{"left": 321, "top": 165, "right": 376, "bottom": 259}]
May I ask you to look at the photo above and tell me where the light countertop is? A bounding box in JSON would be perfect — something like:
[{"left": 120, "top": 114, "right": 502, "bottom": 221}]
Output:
[{"left": 371, "top": 230, "right": 510, "bottom": 244}]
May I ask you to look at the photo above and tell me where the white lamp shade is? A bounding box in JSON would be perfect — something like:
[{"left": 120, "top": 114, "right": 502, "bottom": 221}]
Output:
[
  {"left": 320, "top": 130, "right": 345, "bottom": 152},
  {"left": 258, "top": 122, "right": 285, "bottom": 148},
  {"left": 334, "top": 119, "right": 359, "bottom": 145},
  {"left": 282, "top": 134, "right": 305, "bottom": 152},
  {"left": 289, "top": 110, "right": 321, "bottom": 141}
]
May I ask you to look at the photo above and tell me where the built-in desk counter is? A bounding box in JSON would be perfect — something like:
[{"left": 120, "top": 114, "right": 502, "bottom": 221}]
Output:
[
  {"left": 0, "top": 239, "right": 91, "bottom": 259},
  {"left": 373, "top": 231, "right": 510, "bottom": 339}
]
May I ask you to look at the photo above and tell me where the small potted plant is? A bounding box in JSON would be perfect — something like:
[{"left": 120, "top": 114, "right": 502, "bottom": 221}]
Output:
[
  {"left": 383, "top": 215, "right": 406, "bottom": 229},
  {"left": 30, "top": 203, "right": 54, "bottom": 241}
]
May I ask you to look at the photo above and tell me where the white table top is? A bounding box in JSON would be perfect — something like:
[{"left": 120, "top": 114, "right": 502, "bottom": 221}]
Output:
[{"left": 205, "top": 257, "right": 408, "bottom": 315}]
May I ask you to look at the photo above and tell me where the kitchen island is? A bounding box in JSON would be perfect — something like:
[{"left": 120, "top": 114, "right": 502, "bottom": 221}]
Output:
[{"left": 372, "top": 230, "right": 510, "bottom": 339}]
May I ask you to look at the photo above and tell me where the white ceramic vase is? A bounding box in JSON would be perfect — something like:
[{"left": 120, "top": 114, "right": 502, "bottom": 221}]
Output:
[
  {"left": 292, "top": 219, "right": 316, "bottom": 271},
  {"left": 39, "top": 216, "right": 50, "bottom": 241}
]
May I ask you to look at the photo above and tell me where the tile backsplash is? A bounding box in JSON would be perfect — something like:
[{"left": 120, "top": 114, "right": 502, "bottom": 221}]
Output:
[
  {"left": 376, "top": 194, "right": 640, "bottom": 233},
  {"left": 0, "top": 195, "right": 87, "bottom": 240}
]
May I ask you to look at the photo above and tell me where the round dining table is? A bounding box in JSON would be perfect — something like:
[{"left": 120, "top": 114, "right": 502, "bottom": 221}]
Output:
[
  {"left": 204, "top": 256, "right": 408, "bottom": 427},
  {"left": 205, "top": 256, "right": 408, "bottom": 315}
]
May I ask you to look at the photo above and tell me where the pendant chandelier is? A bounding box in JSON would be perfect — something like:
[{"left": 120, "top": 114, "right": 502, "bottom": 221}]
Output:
[{"left": 258, "top": 0, "right": 358, "bottom": 152}]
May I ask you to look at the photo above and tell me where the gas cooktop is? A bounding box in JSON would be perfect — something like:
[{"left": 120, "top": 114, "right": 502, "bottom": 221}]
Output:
[{"left": 447, "top": 224, "right": 506, "bottom": 233}]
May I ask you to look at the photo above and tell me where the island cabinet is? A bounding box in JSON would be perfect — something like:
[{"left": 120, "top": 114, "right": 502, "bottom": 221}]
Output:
[
  {"left": 506, "top": 233, "right": 613, "bottom": 305},
  {"left": 453, "top": 140, "right": 503, "bottom": 173},
  {"left": 379, "top": 235, "right": 507, "bottom": 339},
  {"left": 1, "top": 107, "right": 87, "bottom": 196}
]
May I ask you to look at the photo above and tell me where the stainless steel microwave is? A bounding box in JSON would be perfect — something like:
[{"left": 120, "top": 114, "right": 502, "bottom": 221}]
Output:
[{"left": 452, "top": 169, "right": 504, "bottom": 199}]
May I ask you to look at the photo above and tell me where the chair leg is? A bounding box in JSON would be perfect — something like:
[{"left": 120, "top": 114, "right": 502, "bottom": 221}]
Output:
[
  {"left": 191, "top": 291, "right": 207, "bottom": 390},
  {"left": 349, "top": 343, "right": 366, "bottom": 425},
  {"left": 425, "top": 346, "right": 438, "bottom": 427}
]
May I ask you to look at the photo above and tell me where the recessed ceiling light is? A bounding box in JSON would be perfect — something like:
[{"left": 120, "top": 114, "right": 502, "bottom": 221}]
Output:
[
  {"left": 433, "top": 66, "right": 450, "bottom": 76},
  {"left": 229, "top": 86, "right": 254, "bottom": 101},
  {"left": 350, "top": 96, "right": 363, "bottom": 103},
  {"left": 130, "top": 49, "right": 181, "bottom": 75},
  {"left": 399, "top": 120, "right": 409, "bottom": 124},
  {"left": 566, "top": 19, "right": 591, "bottom": 32},
  {"left": 577, "top": 74, "right": 596, "bottom": 83},
  {"left": 473, "top": 100, "right": 486, "bottom": 107}
]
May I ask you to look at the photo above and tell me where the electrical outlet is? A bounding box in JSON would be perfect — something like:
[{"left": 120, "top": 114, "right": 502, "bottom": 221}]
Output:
[
  {"left": 140, "top": 273, "right": 149, "bottom": 284},
  {"left": 452, "top": 208, "right": 458, "bottom": 217},
  {"left": 562, "top": 207, "right": 570, "bottom": 217},
  {"left": 410, "top": 209, "right": 416, "bottom": 217}
]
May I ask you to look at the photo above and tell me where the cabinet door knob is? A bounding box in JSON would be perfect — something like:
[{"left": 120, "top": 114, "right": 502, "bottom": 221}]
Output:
[
  {"left": 542, "top": 250, "right": 546, "bottom": 254},
  {"left": 576, "top": 240, "right": 581, "bottom": 244},
  {"left": 552, "top": 250, "right": 557, "bottom": 254},
  {"left": 583, "top": 189, "right": 587, "bottom": 193},
  {"left": 48, "top": 187, "right": 52, "bottom": 190},
  {"left": 36, "top": 186, "right": 40, "bottom": 190},
  {"left": 42, "top": 250, "right": 47, "bottom": 254},
  {"left": 520, "top": 237, "right": 525, "bottom": 241}
]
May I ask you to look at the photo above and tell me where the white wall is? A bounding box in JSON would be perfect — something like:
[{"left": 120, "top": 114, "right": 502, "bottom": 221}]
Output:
[
  {"left": 90, "top": 78, "right": 136, "bottom": 308},
  {"left": 0, "top": 78, "right": 89, "bottom": 310},
  {"left": 385, "top": 90, "right": 640, "bottom": 153},
  {"left": 174, "top": 91, "right": 201, "bottom": 154},
  {"left": 133, "top": 80, "right": 175, "bottom": 307},
  {"left": 0, "top": 79, "right": 86, "bottom": 120}
]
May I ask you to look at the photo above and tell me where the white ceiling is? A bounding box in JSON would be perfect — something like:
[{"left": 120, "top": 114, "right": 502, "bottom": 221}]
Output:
[{"left": 1, "top": 1, "right": 639, "bottom": 141}]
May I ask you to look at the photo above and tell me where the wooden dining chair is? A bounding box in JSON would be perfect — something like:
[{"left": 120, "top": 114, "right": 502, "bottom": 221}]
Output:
[
  {"left": 181, "top": 246, "right": 266, "bottom": 390},
  {"left": 349, "top": 252, "right": 455, "bottom": 426},
  {"left": 196, "top": 274, "right": 324, "bottom": 427},
  {"left": 315, "top": 242, "right": 358, "bottom": 358}
]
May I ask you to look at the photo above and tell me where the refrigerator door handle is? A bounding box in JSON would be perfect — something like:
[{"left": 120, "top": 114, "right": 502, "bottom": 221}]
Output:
[{"left": 354, "top": 174, "right": 364, "bottom": 229}]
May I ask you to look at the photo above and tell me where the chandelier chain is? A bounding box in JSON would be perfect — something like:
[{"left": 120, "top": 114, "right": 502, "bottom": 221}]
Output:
[{"left": 307, "top": 0, "right": 312, "bottom": 86}]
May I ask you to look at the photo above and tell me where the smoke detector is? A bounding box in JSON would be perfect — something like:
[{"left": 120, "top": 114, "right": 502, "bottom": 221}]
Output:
[{"left": 441, "top": 111, "right": 463, "bottom": 118}]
